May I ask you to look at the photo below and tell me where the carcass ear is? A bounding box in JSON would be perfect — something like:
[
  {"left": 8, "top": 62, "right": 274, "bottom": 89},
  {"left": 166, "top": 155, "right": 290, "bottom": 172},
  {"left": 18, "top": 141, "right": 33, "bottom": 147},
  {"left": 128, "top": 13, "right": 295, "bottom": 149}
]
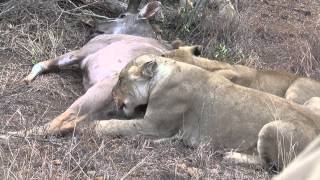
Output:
[
  {"left": 141, "top": 61, "right": 158, "bottom": 78},
  {"left": 127, "top": 0, "right": 141, "bottom": 13},
  {"left": 139, "top": 1, "right": 161, "bottom": 19}
]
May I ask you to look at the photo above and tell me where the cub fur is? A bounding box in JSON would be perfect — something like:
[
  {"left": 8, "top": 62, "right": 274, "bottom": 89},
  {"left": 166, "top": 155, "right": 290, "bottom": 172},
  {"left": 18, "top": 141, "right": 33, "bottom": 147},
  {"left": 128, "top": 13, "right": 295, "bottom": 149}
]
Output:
[
  {"left": 95, "top": 54, "right": 320, "bottom": 170},
  {"left": 162, "top": 46, "right": 320, "bottom": 104},
  {"left": 304, "top": 97, "right": 320, "bottom": 116}
]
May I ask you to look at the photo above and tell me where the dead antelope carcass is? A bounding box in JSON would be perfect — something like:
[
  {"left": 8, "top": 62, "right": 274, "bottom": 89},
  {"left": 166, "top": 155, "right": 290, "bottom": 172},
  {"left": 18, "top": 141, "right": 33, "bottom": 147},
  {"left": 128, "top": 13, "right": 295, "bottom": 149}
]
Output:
[{"left": 7, "top": 0, "right": 171, "bottom": 137}]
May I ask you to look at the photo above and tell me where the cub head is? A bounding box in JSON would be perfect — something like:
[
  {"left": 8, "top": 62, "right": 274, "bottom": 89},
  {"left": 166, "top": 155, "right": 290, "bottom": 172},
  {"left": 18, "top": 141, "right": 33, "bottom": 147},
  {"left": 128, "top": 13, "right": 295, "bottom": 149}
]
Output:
[
  {"left": 161, "top": 45, "right": 202, "bottom": 62},
  {"left": 112, "top": 60, "right": 158, "bottom": 117}
]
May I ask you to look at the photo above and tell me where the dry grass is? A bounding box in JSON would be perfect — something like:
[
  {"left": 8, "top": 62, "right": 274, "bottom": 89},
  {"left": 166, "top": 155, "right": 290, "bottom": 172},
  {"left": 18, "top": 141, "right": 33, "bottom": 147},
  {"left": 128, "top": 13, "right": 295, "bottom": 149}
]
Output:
[
  {"left": 0, "top": 134, "right": 270, "bottom": 179},
  {"left": 0, "top": 0, "right": 269, "bottom": 179},
  {"left": 162, "top": 0, "right": 320, "bottom": 78},
  {"left": 1, "top": 0, "right": 319, "bottom": 179}
]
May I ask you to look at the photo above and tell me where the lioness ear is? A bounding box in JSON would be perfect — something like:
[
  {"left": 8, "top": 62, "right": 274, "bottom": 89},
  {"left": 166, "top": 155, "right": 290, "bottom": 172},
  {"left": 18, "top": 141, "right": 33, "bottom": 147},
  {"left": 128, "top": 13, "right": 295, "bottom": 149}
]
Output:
[{"left": 141, "top": 61, "right": 158, "bottom": 78}]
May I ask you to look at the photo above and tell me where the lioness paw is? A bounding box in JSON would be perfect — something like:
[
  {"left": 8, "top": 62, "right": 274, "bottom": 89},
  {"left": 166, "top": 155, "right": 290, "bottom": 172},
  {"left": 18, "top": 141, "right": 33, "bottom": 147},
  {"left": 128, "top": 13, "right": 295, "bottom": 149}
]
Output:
[{"left": 223, "top": 152, "right": 261, "bottom": 166}]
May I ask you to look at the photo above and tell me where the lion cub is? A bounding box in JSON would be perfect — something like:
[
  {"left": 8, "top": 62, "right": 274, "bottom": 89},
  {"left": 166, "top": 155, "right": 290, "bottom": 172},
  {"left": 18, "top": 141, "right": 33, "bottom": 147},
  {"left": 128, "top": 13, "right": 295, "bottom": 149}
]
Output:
[{"left": 162, "top": 46, "right": 320, "bottom": 104}]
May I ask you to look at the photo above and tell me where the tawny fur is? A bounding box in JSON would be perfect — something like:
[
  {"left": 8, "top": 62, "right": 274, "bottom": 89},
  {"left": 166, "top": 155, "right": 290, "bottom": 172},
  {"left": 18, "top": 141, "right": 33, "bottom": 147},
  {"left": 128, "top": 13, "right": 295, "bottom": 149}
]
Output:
[
  {"left": 162, "top": 46, "right": 320, "bottom": 104},
  {"left": 304, "top": 97, "right": 320, "bottom": 116},
  {"left": 97, "top": 55, "right": 320, "bottom": 169},
  {"left": 0, "top": 1, "right": 169, "bottom": 138}
]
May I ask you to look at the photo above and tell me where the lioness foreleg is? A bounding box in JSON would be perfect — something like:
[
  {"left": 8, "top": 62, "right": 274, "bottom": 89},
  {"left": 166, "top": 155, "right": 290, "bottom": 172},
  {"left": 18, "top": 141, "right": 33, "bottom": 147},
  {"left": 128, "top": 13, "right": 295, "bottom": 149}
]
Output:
[
  {"left": 40, "top": 78, "right": 117, "bottom": 135},
  {"left": 6, "top": 78, "right": 117, "bottom": 137},
  {"left": 94, "top": 119, "right": 164, "bottom": 137},
  {"left": 223, "top": 152, "right": 261, "bottom": 166},
  {"left": 7, "top": 110, "right": 88, "bottom": 137}
]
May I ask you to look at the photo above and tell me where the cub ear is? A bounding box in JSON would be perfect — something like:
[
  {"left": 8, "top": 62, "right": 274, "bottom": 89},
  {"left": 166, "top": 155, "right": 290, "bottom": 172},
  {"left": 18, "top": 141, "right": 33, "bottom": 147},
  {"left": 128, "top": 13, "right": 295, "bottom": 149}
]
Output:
[
  {"left": 192, "top": 45, "right": 203, "bottom": 56},
  {"left": 171, "top": 39, "right": 184, "bottom": 49},
  {"left": 139, "top": 1, "right": 162, "bottom": 19},
  {"left": 141, "top": 61, "right": 158, "bottom": 78}
]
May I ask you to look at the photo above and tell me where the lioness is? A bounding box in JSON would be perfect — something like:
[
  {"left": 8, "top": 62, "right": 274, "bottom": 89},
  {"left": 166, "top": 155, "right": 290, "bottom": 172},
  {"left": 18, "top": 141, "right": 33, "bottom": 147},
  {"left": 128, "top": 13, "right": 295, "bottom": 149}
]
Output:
[
  {"left": 93, "top": 54, "right": 320, "bottom": 169},
  {"left": 162, "top": 46, "right": 320, "bottom": 104}
]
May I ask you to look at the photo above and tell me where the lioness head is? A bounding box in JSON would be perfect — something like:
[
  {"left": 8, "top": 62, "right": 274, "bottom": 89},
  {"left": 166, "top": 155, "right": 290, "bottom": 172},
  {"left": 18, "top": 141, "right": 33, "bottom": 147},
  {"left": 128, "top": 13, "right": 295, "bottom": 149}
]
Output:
[{"left": 112, "top": 60, "right": 158, "bottom": 117}]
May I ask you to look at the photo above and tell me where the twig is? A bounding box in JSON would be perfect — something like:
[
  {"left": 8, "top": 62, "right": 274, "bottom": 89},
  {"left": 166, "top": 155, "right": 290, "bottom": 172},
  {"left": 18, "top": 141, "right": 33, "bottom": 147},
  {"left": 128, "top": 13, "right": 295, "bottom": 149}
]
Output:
[
  {"left": 263, "top": 0, "right": 311, "bottom": 16},
  {"left": 0, "top": 6, "right": 14, "bottom": 16},
  {"left": 59, "top": 9, "right": 113, "bottom": 20},
  {"left": 67, "top": 1, "right": 99, "bottom": 11},
  {"left": 120, "top": 154, "right": 150, "bottom": 180}
]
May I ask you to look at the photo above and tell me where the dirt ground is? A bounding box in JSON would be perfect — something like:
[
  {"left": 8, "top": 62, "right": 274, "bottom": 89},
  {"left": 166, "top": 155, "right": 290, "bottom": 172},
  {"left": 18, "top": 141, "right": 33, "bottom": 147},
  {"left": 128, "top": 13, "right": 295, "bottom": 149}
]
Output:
[{"left": 0, "top": 0, "right": 319, "bottom": 179}]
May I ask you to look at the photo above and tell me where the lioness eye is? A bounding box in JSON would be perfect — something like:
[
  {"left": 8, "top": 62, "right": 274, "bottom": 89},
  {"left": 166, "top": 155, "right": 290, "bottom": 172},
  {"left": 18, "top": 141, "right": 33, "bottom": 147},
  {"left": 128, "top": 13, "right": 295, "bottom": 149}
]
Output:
[{"left": 116, "top": 78, "right": 122, "bottom": 87}]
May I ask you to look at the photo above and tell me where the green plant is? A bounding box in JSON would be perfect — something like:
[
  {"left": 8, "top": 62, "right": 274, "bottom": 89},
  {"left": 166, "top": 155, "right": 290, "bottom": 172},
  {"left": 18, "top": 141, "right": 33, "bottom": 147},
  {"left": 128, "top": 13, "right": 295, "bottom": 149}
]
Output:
[
  {"left": 31, "top": 57, "right": 38, "bottom": 65},
  {"left": 176, "top": 8, "right": 198, "bottom": 38},
  {"left": 214, "top": 43, "right": 229, "bottom": 59},
  {"left": 31, "top": 48, "right": 38, "bottom": 64}
]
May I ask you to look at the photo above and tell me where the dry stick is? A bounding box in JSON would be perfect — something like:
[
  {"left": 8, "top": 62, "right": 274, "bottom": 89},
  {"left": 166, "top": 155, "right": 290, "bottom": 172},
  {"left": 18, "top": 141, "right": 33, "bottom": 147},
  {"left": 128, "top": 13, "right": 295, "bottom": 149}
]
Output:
[
  {"left": 263, "top": 0, "right": 311, "bottom": 16},
  {"left": 59, "top": 76, "right": 81, "bottom": 97},
  {"left": 69, "top": 153, "right": 90, "bottom": 179},
  {"left": 3, "top": 107, "right": 21, "bottom": 130},
  {"left": 0, "top": 6, "right": 14, "bottom": 16},
  {"left": 120, "top": 154, "right": 151, "bottom": 180},
  {"left": 75, "top": 141, "right": 106, "bottom": 178},
  {"left": 66, "top": 0, "right": 78, "bottom": 8},
  {"left": 60, "top": 0, "right": 127, "bottom": 19},
  {"left": 59, "top": 9, "right": 112, "bottom": 20}
]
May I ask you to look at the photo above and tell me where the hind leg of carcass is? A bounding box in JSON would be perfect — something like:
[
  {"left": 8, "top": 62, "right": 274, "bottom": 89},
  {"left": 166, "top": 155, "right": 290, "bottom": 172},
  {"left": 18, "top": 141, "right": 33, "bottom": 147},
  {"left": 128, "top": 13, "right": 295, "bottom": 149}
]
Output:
[
  {"left": 23, "top": 39, "right": 110, "bottom": 83},
  {"left": 257, "top": 121, "right": 316, "bottom": 171},
  {"left": 23, "top": 50, "right": 84, "bottom": 83},
  {"left": 8, "top": 77, "right": 118, "bottom": 137}
]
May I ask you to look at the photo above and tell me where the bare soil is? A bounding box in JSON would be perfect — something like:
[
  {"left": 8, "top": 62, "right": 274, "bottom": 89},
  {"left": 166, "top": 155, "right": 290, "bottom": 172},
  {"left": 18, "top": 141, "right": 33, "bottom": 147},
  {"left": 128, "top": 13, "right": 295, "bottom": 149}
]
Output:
[{"left": 0, "top": 0, "right": 319, "bottom": 179}]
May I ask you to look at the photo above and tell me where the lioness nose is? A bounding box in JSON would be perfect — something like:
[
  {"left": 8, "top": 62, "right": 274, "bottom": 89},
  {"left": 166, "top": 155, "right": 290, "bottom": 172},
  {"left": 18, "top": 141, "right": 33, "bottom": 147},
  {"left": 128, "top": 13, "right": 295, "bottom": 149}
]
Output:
[
  {"left": 113, "top": 96, "right": 124, "bottom": 110},
  {"left": 117, "top": 99, "right": 125, "bottom": 110}
]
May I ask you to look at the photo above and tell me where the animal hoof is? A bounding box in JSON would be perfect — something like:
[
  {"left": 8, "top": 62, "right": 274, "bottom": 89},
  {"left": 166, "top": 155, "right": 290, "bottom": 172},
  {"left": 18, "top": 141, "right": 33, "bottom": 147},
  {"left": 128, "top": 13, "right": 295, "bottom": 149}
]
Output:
[
  {"left": 22, "top": 78, "right": 30, "bottom": 84},
  {"left": 22, "top": 74, "right": 35, "bottom": 84}
]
